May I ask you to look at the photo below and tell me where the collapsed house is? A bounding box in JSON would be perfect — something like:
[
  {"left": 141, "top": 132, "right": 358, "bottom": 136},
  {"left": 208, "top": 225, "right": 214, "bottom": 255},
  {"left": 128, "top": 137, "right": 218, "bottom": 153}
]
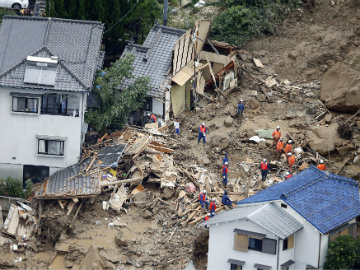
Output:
[{"left": 120, "top": 19, "right": 239, "bottom": 123}]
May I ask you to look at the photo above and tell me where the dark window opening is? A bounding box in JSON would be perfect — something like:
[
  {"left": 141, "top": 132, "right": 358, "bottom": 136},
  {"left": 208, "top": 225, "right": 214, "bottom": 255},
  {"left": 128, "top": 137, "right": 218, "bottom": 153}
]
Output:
[
  {"left": 249, "top": 238, "right": 262, "bottom": 252},
  {"left": 283, "top": 238, "right": 288, "bottom": 250},
  {"left": 231, "top": 264, "right": 242, "bottom": 270},
  {"left": 38, "top": 139, "right": 64, "bottom": 156},
  {"left": 41, "top": 94, "right": 79, "bottom": 116},
  {"left": 12, "top": 96, "right": 38, "bottom": 113},
  {"left": 281, "top": 203, "right": 287, "bottom": 208},
  {"left": 23, "top": 165, "right": 49, "bottom": 185}
]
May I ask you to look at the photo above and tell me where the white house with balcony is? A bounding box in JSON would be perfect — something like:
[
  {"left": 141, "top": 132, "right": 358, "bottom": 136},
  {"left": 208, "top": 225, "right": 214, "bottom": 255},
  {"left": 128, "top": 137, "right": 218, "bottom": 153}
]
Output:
[
  {"left": 0, "top": 16, "right": 104, "bottom": 184},
  {"left": 202, "top": 166, "right": 360, "bottom": 270}
]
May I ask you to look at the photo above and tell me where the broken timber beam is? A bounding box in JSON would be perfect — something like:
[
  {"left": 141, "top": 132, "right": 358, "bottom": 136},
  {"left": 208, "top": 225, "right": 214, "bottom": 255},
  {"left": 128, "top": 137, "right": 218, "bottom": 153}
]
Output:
[
  {"left": 148, "top": 145, "right": 174, "bottom": 154},
  {"left": 188, "top": 206, "right": 224, "bottom": 225},
  {"left": 344, "top": 108, "right": 360, "bottom": 124},
  {"left": 181, "top": 169, "right": 200, "bottom": 188},
  {"left": 317, "top": 99, "right": 332, "bottom": 116},
  {"left": 100, "top": 177, "right": 145, "bottom": 187},
  {"left": 70, "top": 200, "right": 84, "bottom": 228},
  {"left": 132, "top": 158, "right": 145, "bottom": 176},
  {"left": 336, "top": 157, "right": 352, "bottom": 175}
]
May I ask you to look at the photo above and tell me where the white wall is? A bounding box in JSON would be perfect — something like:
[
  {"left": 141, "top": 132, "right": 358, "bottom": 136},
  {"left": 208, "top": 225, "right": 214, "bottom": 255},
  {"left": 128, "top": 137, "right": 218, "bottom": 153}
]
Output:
[
  {"left": 207, "top": 219, "right": 279, "bottom": 270},
  {"left": 0, "top": 87, "right": 85, "bottom": 179},
  {"left": 274, "top": 201, "right": 324, "bottom": 269},
  {"left": 152, "top": 98, "right": 164, "bottom": 116}
]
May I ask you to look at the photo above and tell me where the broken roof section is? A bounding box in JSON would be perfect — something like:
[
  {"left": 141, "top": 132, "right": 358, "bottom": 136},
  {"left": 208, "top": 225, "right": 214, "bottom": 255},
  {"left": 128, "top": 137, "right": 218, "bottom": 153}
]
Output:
[
  {"left": 33, "top": 165, "right": 101, "bottom": 200},
  {"left": 0, "top": 16, "right": 104, "bottom": 92},
  {"left": 34, "top": 143, "right": 126, "bottom": 200},
  {"left": 121, "top": 23, "right": 186, "bottom": 98}
]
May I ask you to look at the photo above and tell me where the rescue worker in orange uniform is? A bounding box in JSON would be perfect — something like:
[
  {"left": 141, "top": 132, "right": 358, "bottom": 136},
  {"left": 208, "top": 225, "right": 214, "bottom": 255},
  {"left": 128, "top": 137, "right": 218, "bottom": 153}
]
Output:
[
  {"left": 287, "top": 152, "right": 295, "bottom": 173},
  {"left": 271, "top": 126, "right": 281, "bottom": 148},
  {"left": 276, "top": 137, "right": 284, "bottom": 159},
  {"left": 284, "top": 140, "right": 292, "bottom": 156},
  {"left": 260, "top": 159, "right": 270, "bottom": 181},
  {"left": 285, "top": 171, "right": 292, "bottom": 180},
  {"left": 203, "top": 213, "right": 211, "bottom": 221},
  {"left": 317, "top": 160, "right": 326, "bottom": 171},
  {"left": 150, "top": 114, "right": 157, "bottom": 123}
]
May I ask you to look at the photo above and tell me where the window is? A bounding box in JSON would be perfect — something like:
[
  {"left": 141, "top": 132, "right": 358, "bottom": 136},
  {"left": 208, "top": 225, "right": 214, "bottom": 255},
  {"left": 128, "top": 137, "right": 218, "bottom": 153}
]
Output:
[
  {"left": 23, "top": 165, "right": 49, "bottom": 185},
  {"left": 38, "top": 139, "right": 64, "bottom": 156},
  {"left": 281, "top": 203, "right": 287, "bottom": 209},
  {"left": 283, "top": 235, "right": 294, "bottom": 250},
  {"left": 249, "top": 238, "right": 262, "bottom": 251},
  {"left": 231, "top": 264, "right": 242, "bottom": 270},
  {"left": 234, "top": 234, "right": 249, "bottom": 252},
  {"left": 41, "top": 94, "right": 79, "bottom": 116},
  {"left": 12, "top": 96, "right": 38, "bottom": 113}
]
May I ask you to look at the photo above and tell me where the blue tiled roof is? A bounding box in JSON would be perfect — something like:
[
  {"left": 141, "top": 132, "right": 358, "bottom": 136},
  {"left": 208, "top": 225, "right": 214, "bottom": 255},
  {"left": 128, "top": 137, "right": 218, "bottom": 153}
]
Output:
[{"left": 237, "top": 166, "right": 360, "bottom": 234}]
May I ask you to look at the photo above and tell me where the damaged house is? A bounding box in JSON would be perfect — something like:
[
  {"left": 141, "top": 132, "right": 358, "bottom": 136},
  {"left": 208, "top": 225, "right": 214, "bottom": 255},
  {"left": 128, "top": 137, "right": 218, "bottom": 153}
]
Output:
[
  {"left": 202, "top": 166, "right": 360, "bottom": 270},
  {"left": 0, "top": 16, "right": 104, "bottom": 184},
  {"left": 121, "top": 19, "right": 239, "bottom": 122}
]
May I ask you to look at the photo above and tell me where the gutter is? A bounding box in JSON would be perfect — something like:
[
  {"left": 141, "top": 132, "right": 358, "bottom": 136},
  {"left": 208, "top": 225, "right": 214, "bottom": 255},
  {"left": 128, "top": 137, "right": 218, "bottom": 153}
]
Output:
[
  {"left": 318, "top": 233, "right": 322, "bottom": 268},
  {"left": 277, "top": 237, "right": 280, "bottom": 270}
]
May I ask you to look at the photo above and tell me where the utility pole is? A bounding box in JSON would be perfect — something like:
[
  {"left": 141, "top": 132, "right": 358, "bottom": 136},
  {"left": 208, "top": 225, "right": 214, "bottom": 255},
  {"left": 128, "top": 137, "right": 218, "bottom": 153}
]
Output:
[{"left": 163, "top": 0, "right": 168, "bottom": 26}]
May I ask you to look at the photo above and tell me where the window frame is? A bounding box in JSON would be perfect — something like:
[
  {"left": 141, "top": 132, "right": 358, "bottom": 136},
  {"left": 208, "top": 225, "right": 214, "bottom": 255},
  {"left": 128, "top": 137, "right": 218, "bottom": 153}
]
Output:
[
  {"left": 248, "top": 237, "right": 263, "bottom": 252},
  {"left": 230, "top": 263, "right": 243, "bottom": 270},
  {"left": 12, "top": 96, "right": 39, "bottom": 114},
  {"left": 38, "top": 139, "right": 65, "bottom": 156}
]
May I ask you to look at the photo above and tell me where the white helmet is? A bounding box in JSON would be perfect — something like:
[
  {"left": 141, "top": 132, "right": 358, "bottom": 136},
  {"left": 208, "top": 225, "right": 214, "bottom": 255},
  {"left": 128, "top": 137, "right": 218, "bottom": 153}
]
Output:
[
  {"left": 285, "top": 172, "right": 290, "bottom": 176},
  {"left": 280, "top": 137, "right": 284, "bottom": 141},
  {"left": 287, "top": 152, "right": 292, "bottom": 156},
  {"left": 212, "top": 198, "right": 216, "bottom": 202},
  {"left": 202, "top": 122, "right": 205, "bottom": 126},
  {"left": 224, "top": 161, "right": 229, "bottom": 165},
  {"left": 240, "top": 99, "right": 244, "bottom": 102},
  {"left": 207, "top": 213, "right": 211, "bottom": 216},
  {"left": 288, "top": 140, "right": 293, "bottom": 144},
  {"left": 263, "top": 158, "right": 267, "bottom": 162},
  {"left": 276, "top": 126, "right": 280, "bottom": 130},
  {"left": 320, "top": 160, "right": 324, "bottom": 164},
  {"left": 203, "top": 190, "right": 207, "bottom": 194}
]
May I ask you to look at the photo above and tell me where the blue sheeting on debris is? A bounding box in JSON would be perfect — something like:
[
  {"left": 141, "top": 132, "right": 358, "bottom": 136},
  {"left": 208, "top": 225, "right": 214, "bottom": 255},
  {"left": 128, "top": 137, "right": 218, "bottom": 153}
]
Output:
[{"left": 237, "top": 166, "right": 360, "bottom": 234}]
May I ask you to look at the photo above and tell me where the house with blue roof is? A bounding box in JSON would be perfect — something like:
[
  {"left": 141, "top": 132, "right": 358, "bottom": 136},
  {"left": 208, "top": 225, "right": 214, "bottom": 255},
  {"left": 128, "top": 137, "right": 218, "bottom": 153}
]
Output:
[{"left": 202, "top": 166, "right": 360, "bottom": 270}]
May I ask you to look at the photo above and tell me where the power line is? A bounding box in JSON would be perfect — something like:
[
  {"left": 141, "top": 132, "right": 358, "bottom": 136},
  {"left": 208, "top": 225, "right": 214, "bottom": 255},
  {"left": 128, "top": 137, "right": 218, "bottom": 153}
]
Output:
[{"left": 104, "top": 0, "right": 140, "bottom": 34}]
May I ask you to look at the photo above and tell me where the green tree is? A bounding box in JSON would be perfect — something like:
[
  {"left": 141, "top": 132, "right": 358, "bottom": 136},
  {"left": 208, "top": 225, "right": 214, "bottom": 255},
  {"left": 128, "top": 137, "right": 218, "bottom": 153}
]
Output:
[
  {"left": 85, "top": 54, "right": 150, "bottom": 132},
  {"left": 324, "top": 235, "right": 360, "bottom": 269}
]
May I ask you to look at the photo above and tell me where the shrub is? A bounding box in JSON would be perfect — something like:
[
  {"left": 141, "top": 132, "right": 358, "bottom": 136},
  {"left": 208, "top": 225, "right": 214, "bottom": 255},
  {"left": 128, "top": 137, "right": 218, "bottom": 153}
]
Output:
[
  {"left": 4, "top": 177, "right": 24, "bottom": 198},
  {"left": 324, "top": 235, "right": 360, "bottom": 269},
  {"left": 210, "top": 0, "right": 302, "bottom": 46},
  {"left": 24, "top": 179, "right": 34, "bottom": 199}
]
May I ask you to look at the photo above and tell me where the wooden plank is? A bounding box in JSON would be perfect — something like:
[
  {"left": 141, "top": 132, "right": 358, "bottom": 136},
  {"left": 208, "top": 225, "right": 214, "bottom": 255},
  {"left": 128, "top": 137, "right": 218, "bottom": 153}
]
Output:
[
  {"left": 66, "top": 201, "right": 76, "bottom": 216},
  {"left": 133, "top": 158, "right": 145, "bottom": 176},
  {"left": 85, "top": 155, "right": 97, "bottom": 172},
  {"left": 97, "top": 132, "right": 108, "bottom": 143},
  {"left": 58, "top": 200, "right": 65, "bottom": 210},
  {"left": 148, "top": 145, "right": 174, "bottom": 154},
  {"left": 181, "top": 168, "right": 200, "bottom": 188},
  {"left": 188, "top": 206, "right": 224, "bottom": 225},
  {"left": 70, "top": 200, "right": 84, "bottom": 228}
]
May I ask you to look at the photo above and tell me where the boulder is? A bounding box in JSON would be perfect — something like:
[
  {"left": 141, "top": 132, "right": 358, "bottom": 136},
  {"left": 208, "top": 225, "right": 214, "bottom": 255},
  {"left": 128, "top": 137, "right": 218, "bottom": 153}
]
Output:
[
  {"left": 103, "top": 261, "right": 116, "bottom": 270},
  {"left": 305, "top": 123, "right": 345, "bottom": 155},
  {"left": 324, "top": 114, "right": 332, "bottom": 124},
  {"left": 224, "top": 116, "right": 233, "bottom": 128},
  {"left": 78, "top": 246, "right": 104, "bottom": 270},
  {"left": 320, "top": 63, "right": 360, "bottom": 113},
  {"left": 247, "top": 99, "right": 260, "bottom": 110},
  {"left": 337, "top": 145, "right": 355, "bottom": 157},
  {"left": 133, "top": 192, "right": 147, "bottom": 207},
  {"left": 114, "top": 232, "right": 128, "bottom": 247},
  {"left": 141, "top": 210, "right": 153, "bottom": 219}
]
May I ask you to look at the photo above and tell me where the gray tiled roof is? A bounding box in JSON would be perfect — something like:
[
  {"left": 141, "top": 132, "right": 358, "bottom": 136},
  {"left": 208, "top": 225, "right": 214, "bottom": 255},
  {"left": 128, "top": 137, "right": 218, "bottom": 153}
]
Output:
[
  {"left": 34, "top": 165, "right": 101, "bottom": 199},
  {"left": 202, "top": 202, "right": 303, "bottom": 239},
  {"left": 121, "top": 24, "right": 186, "bottom": 98},
  {"left": 0, "top": 16, "right": 104, "bottom": 92}
]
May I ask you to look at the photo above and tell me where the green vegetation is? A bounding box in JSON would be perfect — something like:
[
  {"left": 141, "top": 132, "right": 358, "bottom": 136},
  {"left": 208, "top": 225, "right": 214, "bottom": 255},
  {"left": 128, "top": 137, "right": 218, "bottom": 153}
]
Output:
[
  {"left": 46, "top": 0, "right": 162, "bottom": 57},
  {"left": 0, "top": 8, "right": 16, "bottom": 24},
  {"left": 324, "top": 235, "right": 360, "bottom": 269},
  {"left": 85, "top": 54, "right": 150, "bottom": 132},
  {"left": 210, "top": 0, "right": 302, "bottom": 46},
  {"left": 0, "top": 177, "right": 28, "bottom": 198}
]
